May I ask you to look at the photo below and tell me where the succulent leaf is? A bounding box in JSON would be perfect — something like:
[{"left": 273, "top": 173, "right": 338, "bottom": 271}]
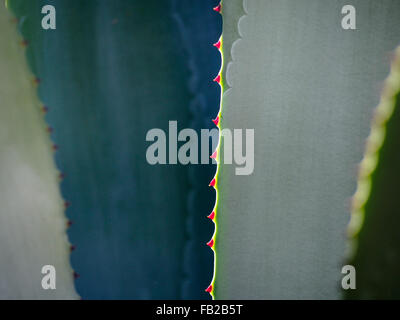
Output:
[
  {"left": 0, "top": 3, "right": 77, "bottom": 299},
  {"left": 215, "top": 0, "right": 400, "bottom": 299},
  {"left": 346, "top": 47, "right": 400, "bottom": 299},
  {"left": 8, "top": 0, "right": 220, "bottom": 299}
]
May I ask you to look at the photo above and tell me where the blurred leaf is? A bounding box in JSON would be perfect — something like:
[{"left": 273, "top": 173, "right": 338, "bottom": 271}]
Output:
[
  {"left": 0, "top": 4, "right": 77, "bottom": 299},
  {"left": 346, "top": 47, "right": 400, "bottom": 299}
]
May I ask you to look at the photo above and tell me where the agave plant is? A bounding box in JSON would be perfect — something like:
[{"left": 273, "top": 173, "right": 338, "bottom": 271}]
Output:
[{"left": 1, "top": 0, "right": 400, "bottom": 300}]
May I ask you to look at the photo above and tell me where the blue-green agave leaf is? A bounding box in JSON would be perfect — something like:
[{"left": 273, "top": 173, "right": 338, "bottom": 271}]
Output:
[{"left": 8, "top": 0, "right": 220, "bottom": 299}]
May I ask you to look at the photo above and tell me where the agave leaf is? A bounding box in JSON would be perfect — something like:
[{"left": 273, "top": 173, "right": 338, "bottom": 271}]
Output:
[
  {"left": 8, "top": 0, "right": 220, "bottom": 299},
  {"left": 0, "top": 4, "right": 77, "bottom": 299},
  {"left": 215, "top": 0, "right": 400, "bottom": 299},
  {"left": 346, "top": 47, "right": 400, "bottom": 299}
]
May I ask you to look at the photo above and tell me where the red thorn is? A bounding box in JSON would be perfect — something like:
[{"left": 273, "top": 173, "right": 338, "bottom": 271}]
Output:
[
  {"left": 213, "top": 40, "right": 221, "bottom": 50},
  {"left": 11, "top": 17, "right": 19, "bottom": 24},
  {"left": 208, "top": 211, "right": 215, "bottom": 220},
  {"left": 73, "top": 272, "right": 80, "bottom": 279},
  {"left": 64, "top": 201, "right": 71, "bottom": 208},
  {"left": 209, "top": 178, "right": 216, "bottom": 187},
  {"left": 52, "top": 144, "right": 58, "bottom": 151},
  {"left": 46, "top": 126, "right": 53, "bottom": 133},
  {"left": 41, "top": 106, "right": 49, "bottom": 113},
  {"left": 20, "top": 40, "right": 28, "bottom": 47},
  {"left": 33, "top": 78, "right": 41, "bottom": 85},
  {"left": 70, "top": 245, "right": 76, "bottom": 252},
  {"left": 210, "top": 150, "right": 217, "bottom": 159},
  {"left": 59, "top": 172, "right": 65, "bottom": 180},
  {"left": 213, "top": 4, "right": 221, "bottom": 13},
  {"left": 213, "top": 74, "right": 221, "bottom": 84},
  {"left": 212, "top": 116, "right": 219, "bottom": 126},
  {"left": 207, "top": 239, "right": 214, "bottom": 248},
  {"left": 205, "top": 284, "right": 213, "bottom": 293},
  {"left": 67, "top": 220, "right": 73, "bottom": 227}
]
